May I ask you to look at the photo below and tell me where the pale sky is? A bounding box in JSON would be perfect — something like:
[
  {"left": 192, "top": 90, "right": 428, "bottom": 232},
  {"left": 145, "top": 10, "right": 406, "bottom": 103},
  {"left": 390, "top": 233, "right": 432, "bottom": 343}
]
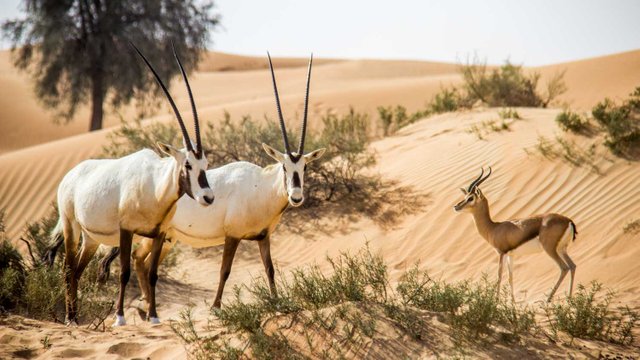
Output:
[{"left": 1, "top": 0, "right": 639, "bottom": 65}]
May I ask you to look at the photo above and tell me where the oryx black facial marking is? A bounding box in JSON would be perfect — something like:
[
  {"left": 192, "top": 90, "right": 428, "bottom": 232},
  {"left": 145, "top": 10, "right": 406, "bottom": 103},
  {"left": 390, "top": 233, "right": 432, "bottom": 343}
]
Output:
[
  {"left": 292, "top": 171, "right": 301, "bottom": 188},
  {"left": 178, "top": 166, "right": 193, "bottom": 199}
]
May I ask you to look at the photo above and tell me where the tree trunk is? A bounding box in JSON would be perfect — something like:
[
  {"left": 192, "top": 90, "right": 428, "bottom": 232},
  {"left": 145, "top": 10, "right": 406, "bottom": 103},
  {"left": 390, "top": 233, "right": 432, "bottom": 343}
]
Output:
[{"left": 89, "top": 70, "right": 105, "bottom": 131}]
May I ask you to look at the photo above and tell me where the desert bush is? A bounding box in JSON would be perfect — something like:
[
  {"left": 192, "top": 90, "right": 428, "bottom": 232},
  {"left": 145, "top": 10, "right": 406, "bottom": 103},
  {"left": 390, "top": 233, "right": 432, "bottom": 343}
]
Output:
[
  {"left": 466, "top": 119, "right": 512, "bottom": 140},
  {"left": 0, "top": 209, "right": 116, "bottom": 328},
  {"left": 428, "top": 87, "right": 466, "bottom": 114},
  {"left": 526, "top": 135, "right": 600, "bottom": 174},
  {"left": 104, "top": 110, "right": 380, "bottom": 210},
  {"left": 460, "top": 57, "right": 566, "bottom": 108},
  {"left": 377, "top": 105, "right": 428, "bottom": 136},
  {"left": 397, "top": 265, "right": 467, "bottom": 314},
  {"left": 592, "top": 87, "right": 640, "bottom": 157},
  {"left": 622, "top": 219, "right": 640, "bottom": 234},
  {"left": 556, "top": 110, "right": 589, "bottom": 133},
  {"left": 545, "top": 281, "right": 639, "bottom": 345}
]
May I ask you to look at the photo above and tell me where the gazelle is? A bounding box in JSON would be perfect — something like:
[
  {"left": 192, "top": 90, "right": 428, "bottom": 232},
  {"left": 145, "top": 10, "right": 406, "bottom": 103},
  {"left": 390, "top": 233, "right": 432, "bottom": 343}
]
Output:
[
  {"left": 51, "top": 44, "right": 213, "bottom": 326},
  {"left": 59, "top": 53, "right": 325, "bottom": 309},
  {"left": 453, "top": 167, "right": 578, "bottom": 302}
]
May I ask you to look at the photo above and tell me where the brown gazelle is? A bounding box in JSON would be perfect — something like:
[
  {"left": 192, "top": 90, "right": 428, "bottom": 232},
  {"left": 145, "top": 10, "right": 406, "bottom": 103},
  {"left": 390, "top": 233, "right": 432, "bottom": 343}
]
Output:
[{"left": 454, "top": 167, "right": 578, "bottom": 302}]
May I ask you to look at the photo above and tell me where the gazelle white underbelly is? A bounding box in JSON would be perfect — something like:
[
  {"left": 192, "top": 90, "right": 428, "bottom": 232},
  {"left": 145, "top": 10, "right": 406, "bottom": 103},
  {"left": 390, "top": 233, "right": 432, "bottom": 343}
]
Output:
[{"left": 509, "top": 237, "right": 543, "bottom": 257}]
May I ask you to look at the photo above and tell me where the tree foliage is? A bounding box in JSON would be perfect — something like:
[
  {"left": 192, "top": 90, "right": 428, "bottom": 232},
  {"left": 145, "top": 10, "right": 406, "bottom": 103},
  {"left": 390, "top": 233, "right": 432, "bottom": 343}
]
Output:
[{"left": 2, "top": 0, "right": 219, "bottom": 130}]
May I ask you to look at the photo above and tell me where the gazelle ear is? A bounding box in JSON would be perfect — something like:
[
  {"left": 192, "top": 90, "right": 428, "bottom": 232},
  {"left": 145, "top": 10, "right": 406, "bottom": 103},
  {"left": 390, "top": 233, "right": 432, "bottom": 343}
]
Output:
[
  {"left": 157, "top": 142, "right": 179, "bottom": 157},
  {"left": 304, "top": 148, "right": 326, "bottom": 163},
  {"left": 459, "top": 188, "right": 467, "bottom": 195},
  {"left": 262, "top": 143, "right": 285, "bottom": 162},
  {"left": 475, "top": 187, "right": 483, "bottom": 198}
]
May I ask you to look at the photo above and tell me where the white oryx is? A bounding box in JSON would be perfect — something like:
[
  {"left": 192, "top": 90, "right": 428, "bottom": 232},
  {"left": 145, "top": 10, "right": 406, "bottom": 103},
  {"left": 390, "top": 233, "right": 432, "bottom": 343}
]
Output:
[
  {"left": 51, "top": 44, "right": 214, "bottom": 326},
  {"left": 84, "top": 53, "right": 325, "bottom": 309},
  {"left": 454, "top": 167, "right": 578, "bottom": 302}
]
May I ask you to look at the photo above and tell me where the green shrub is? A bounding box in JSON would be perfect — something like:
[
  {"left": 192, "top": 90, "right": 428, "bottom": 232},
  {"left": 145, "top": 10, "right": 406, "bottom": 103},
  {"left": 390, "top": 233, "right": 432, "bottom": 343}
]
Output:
[
  {"left": 545, "top": 281, "right": 639, "bottom": 345},
  {"left": 460, "top": 57, "right": 566, "bottom": 108},
  {"left": 556, "top": 110, "right": 589, "bottom": 133},
  {"left": 397, "top": 265, "right": 467, "bottom": 314},
  {"left": 377, "top": 105, "right": 427, "bottom": 136},
  {"left": 428, "top": 87, "right": 464, "bottom": 114},
  {"left": 592, "top": 87, "right": 640, "bottom": 157},
  {"left": 498, "top": 108, "right": 521, "bottom": 120}
]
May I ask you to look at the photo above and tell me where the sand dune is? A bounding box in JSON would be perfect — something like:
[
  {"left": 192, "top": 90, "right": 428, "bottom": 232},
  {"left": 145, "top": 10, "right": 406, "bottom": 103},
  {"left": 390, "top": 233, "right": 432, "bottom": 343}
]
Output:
[{"left": 1, "top": 49, "right": 640, "bottom": 358}]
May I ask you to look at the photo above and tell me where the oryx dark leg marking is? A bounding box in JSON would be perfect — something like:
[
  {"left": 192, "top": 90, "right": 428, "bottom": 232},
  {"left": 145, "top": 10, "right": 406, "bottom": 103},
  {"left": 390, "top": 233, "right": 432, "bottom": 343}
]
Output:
[
  {"left": 244, "top": 228, "right": 269, "bottom": 241},
  {"left": 213, "top": 237, "right": 241, "bottom": 308},
  {"left": 116, "top": 229, "right": 133, "bottom": 317},
  {"left": 258, "top": 236, "right": 277, "bottom": 296},
  {"left": 147, "top": 233, "right": 165, "bottom": 320}
]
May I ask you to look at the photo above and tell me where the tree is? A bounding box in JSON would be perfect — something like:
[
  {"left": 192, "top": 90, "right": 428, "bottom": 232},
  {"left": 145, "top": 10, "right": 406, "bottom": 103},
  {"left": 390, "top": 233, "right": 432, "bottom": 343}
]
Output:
[{"left": 2, "top": 1, "right": 219, "bottom": 131}]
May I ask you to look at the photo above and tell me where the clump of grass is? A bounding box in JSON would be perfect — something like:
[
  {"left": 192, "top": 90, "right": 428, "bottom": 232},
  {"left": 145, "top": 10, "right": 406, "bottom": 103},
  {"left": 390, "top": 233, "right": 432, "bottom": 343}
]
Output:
[
  {"left": 556, "top": 110, "right": 590, "bottom": 134},
  {"left": 428, "top": 87, "right": 466, "bottom": 114},
  {"left": 466, "top": 119, "right": 512, "bottom": 140},
  {"left": 498, "top": 108, "right": 521, "bottom": 120},
  {"left": 545, "top": 281, "right": 639, "bottom": 345},
  {"left": 622, "top": 219, "right": 640, "bottom": 234}
]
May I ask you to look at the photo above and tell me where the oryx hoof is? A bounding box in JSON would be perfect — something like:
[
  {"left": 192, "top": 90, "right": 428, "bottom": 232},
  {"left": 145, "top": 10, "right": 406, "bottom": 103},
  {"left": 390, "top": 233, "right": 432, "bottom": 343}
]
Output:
[
  {"left": 113, "top": 314, "right": 127, "bottom": 327},
  {"left": 65, "top": 318, "right": 79, "bottom": 327},
  {"left": 149, "top": 317, "right": 161, "bottom": 324}
]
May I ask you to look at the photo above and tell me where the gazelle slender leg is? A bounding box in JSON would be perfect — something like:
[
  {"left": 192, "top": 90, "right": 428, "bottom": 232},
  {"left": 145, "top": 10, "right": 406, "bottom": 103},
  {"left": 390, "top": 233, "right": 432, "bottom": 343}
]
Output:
[
  {"left": 114, "top": 229, "right": 133, "bottom": 326},
  {"left": 146, "top": 235, "right": 165, "bottom": 323},
  {"left": 560, "top": 252, "right": 577, "bottom": 298},
  {"left": 63, "top": 218, "right": 79, "bottom": 325},
  {"left": 496, "top": 253, "right": 505, "bottom": 298},
  {"left": 213, "top": 237, "right": 241, "bottom": 308},
  {"left": 506, "top": 255, "right": 515, "bottom": 303},
  {"left": 546, "top": 250, "right": 569, "bottom": 302},
  {"left": 258, "top": 236, "right": 277, "bottom": 296}
]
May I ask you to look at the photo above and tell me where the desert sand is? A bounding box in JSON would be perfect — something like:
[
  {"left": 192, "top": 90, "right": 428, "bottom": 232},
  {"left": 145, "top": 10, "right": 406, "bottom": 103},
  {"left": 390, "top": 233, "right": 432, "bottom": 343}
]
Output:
[{"left": 1, "top": 50, "right": 639, "bottom": 359}]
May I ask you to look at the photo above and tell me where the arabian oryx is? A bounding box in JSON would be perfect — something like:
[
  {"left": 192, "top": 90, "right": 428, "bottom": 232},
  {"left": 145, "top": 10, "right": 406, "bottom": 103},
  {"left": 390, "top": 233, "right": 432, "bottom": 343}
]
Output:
[
  {"left": 85, "top": 53, "right": 325, "bottom": 309},
  {"left": 454, "top": 167, "right": 578, "bottom": 302},
  {"left": 51, "top": 44, "right": 214, "bottom": 326}
]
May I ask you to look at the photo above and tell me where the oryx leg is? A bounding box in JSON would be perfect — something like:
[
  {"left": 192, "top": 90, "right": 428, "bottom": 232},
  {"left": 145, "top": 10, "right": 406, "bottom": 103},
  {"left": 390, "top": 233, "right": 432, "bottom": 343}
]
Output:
[
  {"left": 505, "top": 254, "right": 515, "bottom": 303},
  {"left": 213, "top": 237, "right": 240, "bottom": 308},
  {"left": 545, "top": 249, "right": 569, "bottom": 302},
  {"left": 258, "top": 236, "right": 277, "bottom": 296},
  {"left": 496, "top": 253, "right": 505, "bottom": 299},
  {"left": 133, "top": 238, "right": 154, "bottom": 302},
  {"left": 114, "top": 229, "right": 133, "bottom": 326},
  {"left": 97, "top": 247, "right": 120, "bottom": 284},
  {"left": 146, "top": 235, "right": 165, "bottom": 323},
  {"left": 63, "top": 218, "right": 80, "bottom": 325},
  {"left": 560, "top": 252, "right": 577, "bottom": 298}
]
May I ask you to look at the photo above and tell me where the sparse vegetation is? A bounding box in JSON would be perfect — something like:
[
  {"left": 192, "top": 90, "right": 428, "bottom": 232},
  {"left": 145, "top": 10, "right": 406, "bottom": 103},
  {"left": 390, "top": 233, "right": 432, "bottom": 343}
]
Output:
[
  {"left": 592, "top": 87, "right": 640, "bottom": 158},
  {"left": 498, "top": 108, "right": 521, "bottom": 120},
  {"left": 427, "top": 87, "right": 466, "bottom": 114},
  {"left": 527, "top": 135, "right": 600, "bottom": 174},
  {"left": 171, "top": 246, "right": 548, "bottom": 359},
  {"left": 0, "top": 209, "right": 116, "bottom": 329},
  {"left": 466, "top": 118, "right": 512, "bottom": 140},
  {"left": 556, "top": 110, "right": 590, "bottom": 134},
  {"left": 545, "top": 282, "right": 639, "bottom": 345},
  {"left": 377, "top": 105, "right": 428, "bottom": 136}
]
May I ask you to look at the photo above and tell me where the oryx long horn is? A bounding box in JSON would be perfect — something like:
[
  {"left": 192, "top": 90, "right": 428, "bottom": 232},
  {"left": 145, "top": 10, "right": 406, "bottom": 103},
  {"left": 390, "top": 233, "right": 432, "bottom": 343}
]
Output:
[
  {"left": 132, "top": 43, "right": 193, "bottom": 152},
  {"left": 467, "top": 167, "right": 485, "bottom": 192},
  {"left": 267, "top": 52, "right": 291, "bottom": 155},
  {"left": 172, "top": 43, "right": 202, "bottom": 157},
  {"left": 298, "top": 53, "right": 313, "bottom": 155}
]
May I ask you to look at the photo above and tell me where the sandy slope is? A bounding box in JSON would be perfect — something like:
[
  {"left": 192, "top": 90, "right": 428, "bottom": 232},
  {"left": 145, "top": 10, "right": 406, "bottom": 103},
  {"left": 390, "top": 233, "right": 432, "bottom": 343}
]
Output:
[{"left": 1, "top": 108, "right": 639, "bottom": 359}]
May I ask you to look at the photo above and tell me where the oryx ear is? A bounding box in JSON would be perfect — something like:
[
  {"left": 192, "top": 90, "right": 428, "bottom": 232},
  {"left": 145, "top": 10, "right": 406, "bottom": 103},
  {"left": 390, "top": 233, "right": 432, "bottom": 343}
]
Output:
[
  {"left": 304, "top": 148, "right": 326, "bottom": 163},
  {"left": 459, "top": 188, "right": 467, "bottom": 195},
  {"left": 157, "top": 142, "right": 179, "bottom": 157},
  {"left": 262, "top": 143, "right": 285, "bottom": 162}
]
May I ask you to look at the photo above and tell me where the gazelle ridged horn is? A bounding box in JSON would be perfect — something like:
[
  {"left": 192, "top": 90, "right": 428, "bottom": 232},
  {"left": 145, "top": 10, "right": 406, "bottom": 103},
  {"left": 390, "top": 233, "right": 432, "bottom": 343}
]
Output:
[
  {"left": 298, "top": 53, "right": 313, "bottom": 155},
  {"left": 467, "top": 167, "right": 485, "bottom": 192},
  {"left": 172, "top": 42, "right": 201, "bottom": 156},
  {"left": 131, "top": 43, "right": 193, "bottom": 152},
  {"left": 475, "top": 166, "right": 492, "bottom": 188},
  {"left": 267, "top": 52, "right": 291, "bottom": 155}
]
